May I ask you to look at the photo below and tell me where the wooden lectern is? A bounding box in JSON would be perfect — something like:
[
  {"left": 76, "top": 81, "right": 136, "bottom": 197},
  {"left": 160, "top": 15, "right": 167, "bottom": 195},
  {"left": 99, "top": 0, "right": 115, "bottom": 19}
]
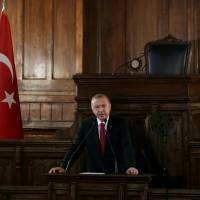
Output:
[{"left": 47, "top": 174, "right": 152, "bottom": 200}]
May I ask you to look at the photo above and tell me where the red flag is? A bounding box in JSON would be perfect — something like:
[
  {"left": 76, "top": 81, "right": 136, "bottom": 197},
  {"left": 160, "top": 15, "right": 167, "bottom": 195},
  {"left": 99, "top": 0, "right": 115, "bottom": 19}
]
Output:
[{"left": 0, "top": 10, "right": 23, "bottom": 139}]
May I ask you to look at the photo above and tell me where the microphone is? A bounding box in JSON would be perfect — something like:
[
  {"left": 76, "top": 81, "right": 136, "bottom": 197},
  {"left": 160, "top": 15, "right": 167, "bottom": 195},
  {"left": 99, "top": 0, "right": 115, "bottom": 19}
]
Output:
[
  {"left": 65, "top": 121, "right": 95, "bottom": 172},
  {"left": 104, "top": 119, "right": 118, "bottom": 174}
]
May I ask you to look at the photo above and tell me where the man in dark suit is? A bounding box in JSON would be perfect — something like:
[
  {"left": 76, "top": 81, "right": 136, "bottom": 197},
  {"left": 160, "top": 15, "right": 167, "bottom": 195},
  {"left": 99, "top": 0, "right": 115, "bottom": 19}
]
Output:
[{"left": 49, "top": 94, "right": 138, "bottom": 175}]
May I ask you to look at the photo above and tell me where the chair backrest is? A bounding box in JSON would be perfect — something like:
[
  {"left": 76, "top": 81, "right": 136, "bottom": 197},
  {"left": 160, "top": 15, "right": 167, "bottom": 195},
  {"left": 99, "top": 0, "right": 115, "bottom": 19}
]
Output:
[{"left": 145, "top": 35, "right": 191, "bottom": 74}]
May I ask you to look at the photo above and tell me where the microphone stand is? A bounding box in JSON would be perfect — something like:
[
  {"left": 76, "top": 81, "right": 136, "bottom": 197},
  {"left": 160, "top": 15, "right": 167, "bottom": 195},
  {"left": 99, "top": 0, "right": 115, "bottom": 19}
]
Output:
[
  {"left": 65, "top": 121, "right": 95, "bottom": 173},
  {"left": 104, "top": 119, "right": 118, "bottom": 174},
  {"left": 163, "top": 167, "right": 168, "bottom": 200},
  {"left": 161, "top": 135, "right": 169, "bottom": 200},
  {"left": 106, "top": 133, "right": 118, "bottom": 174}
]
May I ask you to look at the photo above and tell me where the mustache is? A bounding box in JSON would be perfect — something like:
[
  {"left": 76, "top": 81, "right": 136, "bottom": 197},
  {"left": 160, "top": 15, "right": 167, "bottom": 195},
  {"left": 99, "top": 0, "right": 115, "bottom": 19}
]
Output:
[{"left": 97, "top": 112, "right": 106, "bottom": 115}]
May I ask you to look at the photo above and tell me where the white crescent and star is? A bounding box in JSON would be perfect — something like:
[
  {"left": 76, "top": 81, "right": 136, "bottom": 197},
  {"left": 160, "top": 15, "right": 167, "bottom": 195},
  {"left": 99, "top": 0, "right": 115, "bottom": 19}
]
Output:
[
  {"left": 0, "top": 53, "right": 14, "bottom": 82},
  {"left": 0, "top": 53, "right": 16, "bottom": 109},
  {"left": 1, "top": 91, "right": 16, "bottom": 108}
]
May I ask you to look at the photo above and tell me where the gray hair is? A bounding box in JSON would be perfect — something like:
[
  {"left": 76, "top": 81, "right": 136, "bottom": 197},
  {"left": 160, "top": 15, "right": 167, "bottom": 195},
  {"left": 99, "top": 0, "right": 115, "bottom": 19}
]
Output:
[{"left": 91, "top": 93, "right": 110, "bottom": 104}]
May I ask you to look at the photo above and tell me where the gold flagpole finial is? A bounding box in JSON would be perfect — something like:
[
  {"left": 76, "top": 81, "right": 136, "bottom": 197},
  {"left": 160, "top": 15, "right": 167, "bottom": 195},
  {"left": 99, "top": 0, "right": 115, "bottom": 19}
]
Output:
[{"left": 2, "top": 0, "right": 6, "bottom": 12}]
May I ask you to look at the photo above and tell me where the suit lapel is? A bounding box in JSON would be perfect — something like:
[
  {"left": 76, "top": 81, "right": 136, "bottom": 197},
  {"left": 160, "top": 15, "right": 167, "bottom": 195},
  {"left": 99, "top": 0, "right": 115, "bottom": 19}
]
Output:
[{"left": 90, "top": 120, "right": 102, "bottom": 156}]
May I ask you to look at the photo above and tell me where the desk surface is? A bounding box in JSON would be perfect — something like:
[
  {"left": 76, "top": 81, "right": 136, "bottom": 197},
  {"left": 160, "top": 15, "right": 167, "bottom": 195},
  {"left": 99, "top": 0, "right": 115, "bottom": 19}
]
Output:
[{"left": 46, "top": 173, "right": 153, "bottom": 184}]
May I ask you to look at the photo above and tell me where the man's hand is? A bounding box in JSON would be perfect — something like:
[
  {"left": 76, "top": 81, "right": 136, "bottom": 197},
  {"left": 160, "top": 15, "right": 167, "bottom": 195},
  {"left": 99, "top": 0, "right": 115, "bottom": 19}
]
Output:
[
  {"left": 126, "top": 167, "right": 139, "bottom": 175},
  {"left": 48, "top": 166, "right": 65, "bottom": 174}
]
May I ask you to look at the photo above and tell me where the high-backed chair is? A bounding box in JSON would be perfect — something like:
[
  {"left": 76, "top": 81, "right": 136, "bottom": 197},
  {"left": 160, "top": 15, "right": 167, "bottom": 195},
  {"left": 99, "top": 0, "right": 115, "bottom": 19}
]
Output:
[{"left": 145, "top": 35, "right": 191, "bottom": 74}]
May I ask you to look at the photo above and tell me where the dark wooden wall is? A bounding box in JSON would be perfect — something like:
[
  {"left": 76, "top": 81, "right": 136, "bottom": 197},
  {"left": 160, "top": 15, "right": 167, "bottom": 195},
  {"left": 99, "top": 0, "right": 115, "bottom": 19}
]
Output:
[
  {"left": 0, "top": 140, "right": 68, "bottom": 185},
  {"left": 1, "top": 0, "right": 200, "bottom": 193},
  {"left": 84, "top": 0, "right": 200, "bottom": 74},
  {"left": 0, "top": 0, "right": 83, "bottom": 133},
  {"left": 0, "top": 0, "right": 200, "bottom": 133}
]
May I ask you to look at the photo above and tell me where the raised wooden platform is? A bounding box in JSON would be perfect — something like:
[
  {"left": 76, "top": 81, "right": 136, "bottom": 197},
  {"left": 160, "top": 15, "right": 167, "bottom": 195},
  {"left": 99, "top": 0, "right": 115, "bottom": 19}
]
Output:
[
  {"left": 73, "top": 74, "right": 200, "bottom": 188},
  {"left": 0, "top": 140, "right": 73, "bottom": 185},
  {"left": 0, "top": 185, "right": 48, "bottom": 200}
]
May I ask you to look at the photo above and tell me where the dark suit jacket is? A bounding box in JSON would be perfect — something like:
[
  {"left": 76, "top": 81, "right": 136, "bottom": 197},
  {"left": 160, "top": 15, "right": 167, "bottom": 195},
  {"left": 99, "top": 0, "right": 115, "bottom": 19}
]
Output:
[{"left": 61, "top": 115, "right": 135, "bottom": 174}]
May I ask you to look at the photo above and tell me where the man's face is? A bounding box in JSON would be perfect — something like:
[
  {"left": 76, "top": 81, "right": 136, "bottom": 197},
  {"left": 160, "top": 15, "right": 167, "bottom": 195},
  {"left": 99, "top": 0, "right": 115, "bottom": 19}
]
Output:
[{"left": 91, "top": 96, "right": 111, "bottom": 122}]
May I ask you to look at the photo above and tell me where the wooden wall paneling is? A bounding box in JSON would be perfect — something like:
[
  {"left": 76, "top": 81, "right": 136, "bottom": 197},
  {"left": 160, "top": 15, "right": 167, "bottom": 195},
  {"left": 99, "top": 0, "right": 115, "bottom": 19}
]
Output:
[
  {"left": 41, "top": 103, "right": 52, "bottom": 121},
  {"left": 187, "top": 0, "right": 200, "bottom": 73},
  {"left": 0, "top": 0, "right": 24, "bottom": 79},
  {"left": 52, "top": 103, "right": 62, "bottom": 121},
  {"left": 0, "top": 186, "right": 48, "bottom": 200},
  {"left": 147, "top": 112, "right": 185, "bottom": 179},
  {"left": 133, "top": 111, "right": 186, "bottom": 186},
  {"left": 19, "top": 86, "right": 76, "bottom": 130},
  {"left": 24, "top": 0, "right": 52, "bottom": 79},
  {"left": 0, "top": 158, "right": 16, "bottom": 184},
  {"left": 83, "top": 0, "right": 100, "bottom": 73},
  {"left": 21, "top": 141, "right": 74, "bottom": 185},
  {"left": 3, "top": 0, "right": 200, "bottom": 133},
  {"left": 196, "top": 0, "right": 200, "bottom": 74},
  {"left": 126, "top": 0, "right": 158, "bottom": 63},
  {"left": 0, "top": 0, "right": 82, "bottom": 131},
  {"left": 169, "top": 0, "right": 188, "bottom": 39},
  {"left": 180, "top": 111, "right": 190, "bottom": 185},
  {"left": 0, "top": 144, "right": 18, "bottom": 185},
  {"left": 187, "top": 0, "right": 196, "bottom": 73},
  {"left": 53, "top": 0, "right": 76, "bottom": 79},
  {"left": 149, "top": 188, "right": 200, "bottom": 200},
  {"left": 191, "top": 113, "right": 200, "bottom": 140},
  {"left": 63, "top": 102, "right": 76, "bottom": 121},
  {"left": 0, "top": 141, "right": 71, "bottom": 185},
  {"left": 84, "top": 0, "right": 197, "bottom": 74},
  {"left": 85, "top": 0, "right": 163, "bottom": 73},
  {"left": 30, "top": 102, "right": 41, "bottom": 121},
  {"left": 19, "top": 79, "right": 75, "bottom": 92},
  {"left": 20, "top": 103, "right": 30, "bottom": 121},
  {"left": 100, "top": 0, "right": 126, "bottom": 73},
  {"left": 76, "top": 0, "right": 83, "bottom": 74},
  {"left": 0, "top": 145, "right": 23, "bottom": 185},
  {"left": 126, "top": 0, "right": 143, "bottom": 61},
  {"left": 188, "top": 141, "right": 200, "bottom": 188},
  {"left": 156, "top": 0, "right": 169, "bottom": 38}
]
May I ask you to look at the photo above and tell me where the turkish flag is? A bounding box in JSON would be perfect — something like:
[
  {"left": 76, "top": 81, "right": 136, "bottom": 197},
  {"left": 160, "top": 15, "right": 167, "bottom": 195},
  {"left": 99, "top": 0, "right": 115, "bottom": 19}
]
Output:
[{"left": 0, "top": 10, "right": 23, "bottom": 139}]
